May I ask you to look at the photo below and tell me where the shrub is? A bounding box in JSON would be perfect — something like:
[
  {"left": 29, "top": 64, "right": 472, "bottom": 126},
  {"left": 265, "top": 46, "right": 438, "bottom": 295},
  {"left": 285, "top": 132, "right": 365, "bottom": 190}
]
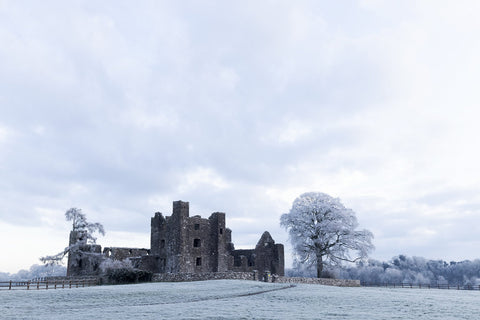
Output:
[{"left": 104, "top": 268, "right": 153, "bottom": 284}]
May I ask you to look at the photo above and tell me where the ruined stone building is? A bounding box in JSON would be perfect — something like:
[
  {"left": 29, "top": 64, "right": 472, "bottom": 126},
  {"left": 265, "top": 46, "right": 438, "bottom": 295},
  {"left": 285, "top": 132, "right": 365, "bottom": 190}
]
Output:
[
  {"left": 66, "top": 229, "right": 102, "bottom": 276},
  {"left": 67, "top": 200, "right": 284, "bottom": 277}
]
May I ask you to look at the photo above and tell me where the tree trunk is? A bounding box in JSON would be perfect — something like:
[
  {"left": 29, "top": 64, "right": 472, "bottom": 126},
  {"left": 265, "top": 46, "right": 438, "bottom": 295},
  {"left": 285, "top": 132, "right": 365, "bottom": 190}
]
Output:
[{"left": 316, "top": 254, "right": 323, "bottom": 278}]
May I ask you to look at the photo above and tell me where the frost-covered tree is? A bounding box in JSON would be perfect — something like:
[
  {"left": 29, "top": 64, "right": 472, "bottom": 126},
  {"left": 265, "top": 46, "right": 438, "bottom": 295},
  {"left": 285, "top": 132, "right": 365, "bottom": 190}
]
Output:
[
  {"left": 281, "top": 192, "right": 374, "bottom": 278},
  {"left": 65, "top": 207, "right": 105, "bottom": 244},
  {"left": 40, "top": 208, "right": 105, "bottom": 266},
  {"left": 337, "top": 255, "right": 480, "bottom": 286},
  {"left": 0, "top": 264, "right": 67, "bottom": 281}
]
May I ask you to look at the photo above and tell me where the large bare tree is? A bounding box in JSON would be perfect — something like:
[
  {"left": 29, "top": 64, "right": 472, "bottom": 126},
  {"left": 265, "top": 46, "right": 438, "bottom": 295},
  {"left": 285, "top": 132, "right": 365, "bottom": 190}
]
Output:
[{"left": 281, "top": 192, "right": 374, "bottom": 278}]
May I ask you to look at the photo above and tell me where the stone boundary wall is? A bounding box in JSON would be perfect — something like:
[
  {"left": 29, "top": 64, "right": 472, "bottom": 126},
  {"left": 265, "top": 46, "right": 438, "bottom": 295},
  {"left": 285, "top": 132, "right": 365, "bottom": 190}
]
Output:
[
  {"left": 152, "top": 272, "right": 256, "bottom": 282},
  {"left": 42, "top": 273, "right": 360, "bottom": 287},
  {"left": 152, "top": 272, "right": 360, "bottom": 287},
  {"left": 273, "top": 276, "right": 360, "bottom": 287}
]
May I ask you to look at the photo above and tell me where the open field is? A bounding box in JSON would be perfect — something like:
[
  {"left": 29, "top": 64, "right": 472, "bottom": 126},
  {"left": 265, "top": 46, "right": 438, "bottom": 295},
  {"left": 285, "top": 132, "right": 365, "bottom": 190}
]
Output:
[{"left": 1, "top": 280, "right": 479, "bottom": 319}]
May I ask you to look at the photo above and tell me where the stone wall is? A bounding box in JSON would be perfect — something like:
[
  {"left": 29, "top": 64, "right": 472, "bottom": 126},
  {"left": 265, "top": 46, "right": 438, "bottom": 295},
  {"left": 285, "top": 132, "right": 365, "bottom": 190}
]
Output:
[
  {"left": 150, "top": 201, "right": 235, "bottom": 274},
  {"left": 103, "top": 247, "right": 150, "bottom": 260},
  {"left": 152, "top": 272, "right": 256, "bottom": 282},
  {"left": 47, "top": 273, "right": 360, "bottom": 287},
  {"left": 67, "top": 242, "right": 102, "bottom": 277},
  {"left": 152, "top": 271, "right": 360, "bottom": 287},
  {"left": 67, "top": 200, "right": 285, "bottom": 278},
  {"left": 253, "top": 232, "right": 284, "bottom": 276},
  {"left": 231, "top": 232, "right": 284, "bottom": 276},
  {"left": 272, "top": 276, "right": 360, "bottom": 287}
]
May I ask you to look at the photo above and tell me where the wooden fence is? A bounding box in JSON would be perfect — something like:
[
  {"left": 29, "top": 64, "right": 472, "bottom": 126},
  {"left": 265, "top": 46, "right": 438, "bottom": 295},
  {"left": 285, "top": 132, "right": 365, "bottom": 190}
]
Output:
[
  {"left": 0, "top": 278, "right": 98, "bottom": 290},
  {"left": 362, "top": 282, "right": 480, "bottom": 290}
]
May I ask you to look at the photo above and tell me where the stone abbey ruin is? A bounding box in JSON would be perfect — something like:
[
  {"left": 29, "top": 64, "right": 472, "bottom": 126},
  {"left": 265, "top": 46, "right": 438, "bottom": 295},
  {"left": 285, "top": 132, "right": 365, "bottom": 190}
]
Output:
[{"left": 67, "top": 200, "right": 284, "bottom": 278}]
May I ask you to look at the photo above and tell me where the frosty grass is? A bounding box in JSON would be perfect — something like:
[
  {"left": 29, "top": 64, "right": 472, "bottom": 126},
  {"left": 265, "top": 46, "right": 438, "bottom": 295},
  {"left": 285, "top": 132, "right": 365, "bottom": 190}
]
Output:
[{"left": 1, "top": 279, "right": 478, "bottom": 319}]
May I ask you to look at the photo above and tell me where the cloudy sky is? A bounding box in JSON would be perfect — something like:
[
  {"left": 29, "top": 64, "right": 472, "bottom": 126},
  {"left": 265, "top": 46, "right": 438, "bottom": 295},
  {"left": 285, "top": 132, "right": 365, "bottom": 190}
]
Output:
[{"left": 2, "top": 0, "right": 480, "bottom": 273}]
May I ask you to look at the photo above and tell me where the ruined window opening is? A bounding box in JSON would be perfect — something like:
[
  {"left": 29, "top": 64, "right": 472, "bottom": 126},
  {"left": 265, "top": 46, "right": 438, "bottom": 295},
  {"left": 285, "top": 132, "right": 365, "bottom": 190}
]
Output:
[
  {"left": 194, "top": 224, "right": 200, "bottom": 230},
  {"left": 193, "top": 239, "right": 201, "bottom": 247},
  {"left": 196, "top": 257, "right": 202, "bottom": 266},
  {"left": 219, "top": 228, "right": 223, "bottom": 235},
  {"left": 160, "top": 239, "right": 165, "bottom": 248}
]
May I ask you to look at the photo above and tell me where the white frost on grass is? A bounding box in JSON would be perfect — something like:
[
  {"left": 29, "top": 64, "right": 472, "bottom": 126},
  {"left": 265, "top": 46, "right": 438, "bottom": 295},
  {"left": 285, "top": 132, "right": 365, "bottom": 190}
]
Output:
[{"left": 0, "top": 280, "right": 478, "bottom": 319}]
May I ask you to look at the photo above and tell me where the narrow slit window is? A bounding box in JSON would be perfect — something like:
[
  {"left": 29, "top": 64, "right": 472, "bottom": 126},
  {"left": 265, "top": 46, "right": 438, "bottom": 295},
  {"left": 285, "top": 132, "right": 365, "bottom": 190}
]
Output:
[
  {"left": 196, "top": 257, "right": 202, "bottom": 266},
  {"left": 194, "top": 224, "right": 200, "bottom": 230},
  {"left": 193, "top": 239, "right": 201, "bottom": 247}
]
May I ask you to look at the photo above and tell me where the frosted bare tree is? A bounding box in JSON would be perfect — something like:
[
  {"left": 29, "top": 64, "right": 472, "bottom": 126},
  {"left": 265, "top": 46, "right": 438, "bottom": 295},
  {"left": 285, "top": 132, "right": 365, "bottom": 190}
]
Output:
[
  {"left": 281, "top": 192, "right": 374, "bottom": 278},
  {"left": 40, "top": 208, "right": 105, "bottom": 265}
]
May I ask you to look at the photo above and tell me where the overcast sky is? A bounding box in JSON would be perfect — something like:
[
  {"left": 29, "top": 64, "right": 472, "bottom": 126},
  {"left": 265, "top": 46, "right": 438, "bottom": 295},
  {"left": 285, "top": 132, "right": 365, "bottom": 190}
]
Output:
[{"left": 2, "top": 1, "right": 480, "bottom": 273}]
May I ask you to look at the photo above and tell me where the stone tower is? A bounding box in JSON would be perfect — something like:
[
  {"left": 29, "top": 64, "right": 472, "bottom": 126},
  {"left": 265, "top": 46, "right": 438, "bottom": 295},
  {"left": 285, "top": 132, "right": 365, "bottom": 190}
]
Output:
[
  {"left": 66, "top": 230, "right": 102, "bottom": 276},
  {"left": 150, "top": 200, "right": 235, "bottom": 273}
]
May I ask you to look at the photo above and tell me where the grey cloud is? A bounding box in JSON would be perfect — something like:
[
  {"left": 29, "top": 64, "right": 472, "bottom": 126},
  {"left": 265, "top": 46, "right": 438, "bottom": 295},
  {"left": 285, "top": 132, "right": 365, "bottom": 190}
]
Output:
[{"left": 3, "top": 1, "right": 480, "bottom": 273}]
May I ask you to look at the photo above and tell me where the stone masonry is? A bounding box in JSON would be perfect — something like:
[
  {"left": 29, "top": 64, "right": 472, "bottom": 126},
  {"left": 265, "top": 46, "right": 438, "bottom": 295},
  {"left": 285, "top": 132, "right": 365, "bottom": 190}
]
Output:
[
  {"left": 66, "top": 230, "right": 102, "bottom": 276},
  {"left": 67, "top": 200, "right": 284, "bottom": 278},
  {"left": 147, "top": 200, "right": 284, "bottom": 276}
]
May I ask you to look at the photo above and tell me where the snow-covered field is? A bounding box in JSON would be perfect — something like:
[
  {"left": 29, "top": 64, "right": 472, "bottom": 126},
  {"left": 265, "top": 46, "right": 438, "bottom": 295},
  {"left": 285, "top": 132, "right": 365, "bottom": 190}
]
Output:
[{"left": 1, "top": 280, "right": 478, "bottom": 319}]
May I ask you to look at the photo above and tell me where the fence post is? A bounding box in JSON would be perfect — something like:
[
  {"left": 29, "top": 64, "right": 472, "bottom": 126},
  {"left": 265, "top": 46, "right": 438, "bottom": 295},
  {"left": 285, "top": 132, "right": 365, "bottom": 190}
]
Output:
[
  {"left": 37, "top": 281, "right": 39, "bottom": 290},
  {"left": 9, "top": 280, "right": 12, "bottom": 290},
  {"left": 46, "top": 280, "right": 48, "bottom": 290},
  {"left": 27, "top": 281, "right": 30, "bottom": 290}
]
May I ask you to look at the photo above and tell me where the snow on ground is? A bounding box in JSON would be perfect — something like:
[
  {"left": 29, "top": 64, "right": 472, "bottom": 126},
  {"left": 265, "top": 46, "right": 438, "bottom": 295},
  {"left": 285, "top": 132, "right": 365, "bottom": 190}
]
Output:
[{"left": 1, "top": 280, "right": 479, "bottom": 319}]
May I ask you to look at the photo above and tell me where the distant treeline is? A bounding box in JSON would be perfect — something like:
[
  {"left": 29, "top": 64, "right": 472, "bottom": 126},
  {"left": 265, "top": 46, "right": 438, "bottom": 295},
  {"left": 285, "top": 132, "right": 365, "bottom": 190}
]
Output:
[
  {"left": 0, "top": 264, "right": 66, "bottom": 281},
  {"left": 287, "top": 255, "right": 480, "bottom": 286}
]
